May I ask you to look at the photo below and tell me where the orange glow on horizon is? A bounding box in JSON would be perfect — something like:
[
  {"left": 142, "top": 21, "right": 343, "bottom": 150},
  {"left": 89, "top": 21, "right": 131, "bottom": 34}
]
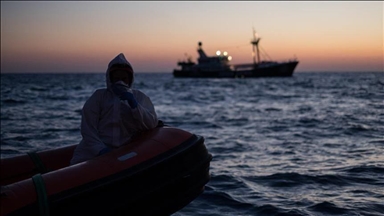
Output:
[{"left": 1, "top": 1, "right": 382, "bottom": 73}]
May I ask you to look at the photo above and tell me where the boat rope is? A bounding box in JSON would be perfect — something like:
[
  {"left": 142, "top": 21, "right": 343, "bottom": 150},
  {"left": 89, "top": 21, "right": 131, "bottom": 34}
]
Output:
[
  {"left": 27, "top": 152, "right": 49, "bottom": 174},
  {"left": 32, "top": 174, "right": 50, "bottom": 216},
  {"left": 259, "top": 45, "right": 273, "bottom": 61}
]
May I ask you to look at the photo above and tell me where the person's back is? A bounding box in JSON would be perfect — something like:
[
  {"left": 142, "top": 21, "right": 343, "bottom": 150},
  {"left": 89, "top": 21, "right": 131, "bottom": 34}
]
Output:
[{"left": 70, "top": 53, "right": 158, "bottom": 165}]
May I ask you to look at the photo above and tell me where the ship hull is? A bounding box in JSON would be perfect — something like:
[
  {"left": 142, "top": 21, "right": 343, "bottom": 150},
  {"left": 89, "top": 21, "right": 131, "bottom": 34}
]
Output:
[
  {"left": 173, "top": 70, "right": 234, "bottom": 78},
  {"left": 173, "top": 61, "right": 299, "bottom": 78}
]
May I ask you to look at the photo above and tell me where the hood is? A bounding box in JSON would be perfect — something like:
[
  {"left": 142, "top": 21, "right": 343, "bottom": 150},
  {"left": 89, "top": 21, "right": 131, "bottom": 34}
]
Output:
[{"left": 106, "top": 53, "right": 134, "bottom": 88}]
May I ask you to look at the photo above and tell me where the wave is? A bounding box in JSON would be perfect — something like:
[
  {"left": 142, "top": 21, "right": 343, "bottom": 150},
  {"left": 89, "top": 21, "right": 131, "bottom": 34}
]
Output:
[
  {"left": 1, "top": 98, "right": 26, "bottom": 104},
  {"left": 2, "top": 72, "right": 384, "bottom": 216}
]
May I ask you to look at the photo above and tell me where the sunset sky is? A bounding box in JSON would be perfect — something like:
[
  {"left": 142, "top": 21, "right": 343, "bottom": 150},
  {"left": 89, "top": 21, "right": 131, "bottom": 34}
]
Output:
[{"left": 1, "top": 1, "right": 383, "bottom": 73}]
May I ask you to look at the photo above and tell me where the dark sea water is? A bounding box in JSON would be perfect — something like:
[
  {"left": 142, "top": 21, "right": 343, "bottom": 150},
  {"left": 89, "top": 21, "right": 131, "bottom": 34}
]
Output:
[{"left": 1, "top": 72, "right": 384, "bottom": 216}]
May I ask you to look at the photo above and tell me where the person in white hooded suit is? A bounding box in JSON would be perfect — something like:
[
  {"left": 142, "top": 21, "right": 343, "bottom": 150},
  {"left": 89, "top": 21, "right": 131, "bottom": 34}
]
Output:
[{"left": 70, "top": 53, "right": 159, "bottom": 165}]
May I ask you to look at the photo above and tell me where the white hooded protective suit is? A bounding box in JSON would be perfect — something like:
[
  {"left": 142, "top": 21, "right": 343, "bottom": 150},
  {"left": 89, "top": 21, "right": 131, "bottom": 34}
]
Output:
[{"left": 70, "top": 53, "right": 158, "bottom": 165}]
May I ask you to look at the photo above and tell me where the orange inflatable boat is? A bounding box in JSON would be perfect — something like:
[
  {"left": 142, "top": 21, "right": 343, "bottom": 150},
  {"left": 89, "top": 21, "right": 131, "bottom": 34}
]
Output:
[{"left": 0, "top": 126, "right": 212, "bottom": 216}]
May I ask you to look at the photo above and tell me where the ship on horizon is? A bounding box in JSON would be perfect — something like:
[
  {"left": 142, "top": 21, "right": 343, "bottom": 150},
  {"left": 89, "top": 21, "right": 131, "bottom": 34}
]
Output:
[{"left": 173, "top": 29, "right": 299, "bottom": 78}]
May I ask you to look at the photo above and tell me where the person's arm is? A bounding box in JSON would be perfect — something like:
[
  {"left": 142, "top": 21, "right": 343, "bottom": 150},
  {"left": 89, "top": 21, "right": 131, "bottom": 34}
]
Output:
[
  {"left": 131, "top": 91, "right": 158, "bottom": 130},
  {"left": 80, "top": 91, "right": 110, "bottom": 156}
]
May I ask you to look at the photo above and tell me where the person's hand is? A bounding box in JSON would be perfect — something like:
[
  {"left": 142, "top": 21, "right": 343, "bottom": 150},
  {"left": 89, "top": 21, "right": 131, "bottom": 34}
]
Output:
[
  {"left": 119, "top": 92, "right": 138, "bottom": 108},
  {"left": 98, "top": 147, "right": 111, "bottom": 156},
  {"left": 111, "top": 84, "right": 138, "bottom": 108}
]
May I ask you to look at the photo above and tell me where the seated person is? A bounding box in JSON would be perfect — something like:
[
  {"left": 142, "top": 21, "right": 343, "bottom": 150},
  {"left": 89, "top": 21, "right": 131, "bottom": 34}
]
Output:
[{"left": 70, "top": 53, "right": 158, "bottom": 165}]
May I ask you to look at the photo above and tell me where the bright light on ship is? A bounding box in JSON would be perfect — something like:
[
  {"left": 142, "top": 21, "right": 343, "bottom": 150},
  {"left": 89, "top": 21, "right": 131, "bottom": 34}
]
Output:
[
  {"left": 223, "top": 51, "right": 228, "bottom": 56},
  {"left": 228, "top": 56, "right": 232, "bottom": 61},
  {"left": 216, "top": 50, "right": 221, "bottom": 56}
]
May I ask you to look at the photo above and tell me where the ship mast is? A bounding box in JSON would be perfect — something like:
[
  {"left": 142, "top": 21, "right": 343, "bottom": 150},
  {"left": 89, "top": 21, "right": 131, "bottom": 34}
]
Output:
[{"left": 251, "top": 28, "right": 261, "bottom": 64}]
